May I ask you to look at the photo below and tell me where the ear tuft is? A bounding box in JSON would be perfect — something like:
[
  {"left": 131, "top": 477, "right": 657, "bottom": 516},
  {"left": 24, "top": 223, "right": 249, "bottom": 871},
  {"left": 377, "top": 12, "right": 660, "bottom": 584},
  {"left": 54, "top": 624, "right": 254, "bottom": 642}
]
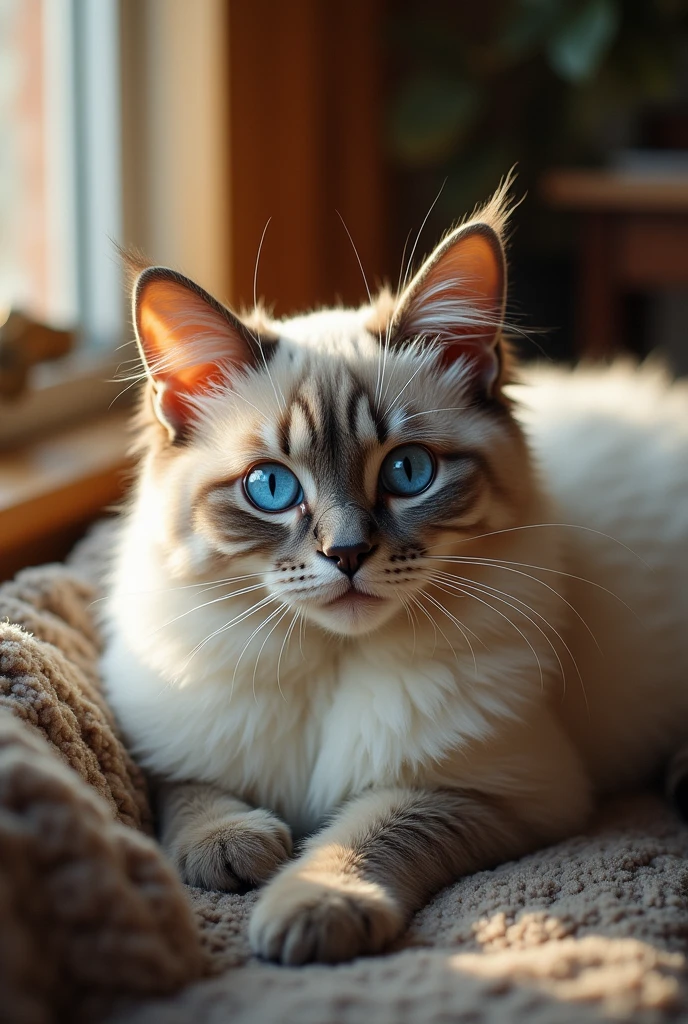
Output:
[
  {"left": 462, "top": 170, "right": 516, "bottom": 244},
  {"left": 116, "top": 243, "right": 153, "bottom": 290},
  {"left": 390, "top": 179, "right": 515, "bottom": 395}
]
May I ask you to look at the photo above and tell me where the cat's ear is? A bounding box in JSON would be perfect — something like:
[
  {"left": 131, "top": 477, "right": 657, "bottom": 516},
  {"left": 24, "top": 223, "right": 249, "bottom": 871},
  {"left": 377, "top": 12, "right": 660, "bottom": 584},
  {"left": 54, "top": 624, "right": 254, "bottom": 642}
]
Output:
[
  {"left": 392, "top": 219, "right": 507, "bottom": 394},
  {"left": 133, "top": 267, "right": 262, "bottom": 440}
]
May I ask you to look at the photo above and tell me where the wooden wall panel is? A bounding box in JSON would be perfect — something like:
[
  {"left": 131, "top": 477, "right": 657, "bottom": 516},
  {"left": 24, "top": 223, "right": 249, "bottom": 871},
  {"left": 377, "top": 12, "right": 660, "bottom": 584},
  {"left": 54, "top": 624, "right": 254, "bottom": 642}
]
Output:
[
  {"left": 322, "top": 1, "right": 386, "bottom": 303},
  {"left": 227, "top": 0, "right": 387, "bottom": 316}
]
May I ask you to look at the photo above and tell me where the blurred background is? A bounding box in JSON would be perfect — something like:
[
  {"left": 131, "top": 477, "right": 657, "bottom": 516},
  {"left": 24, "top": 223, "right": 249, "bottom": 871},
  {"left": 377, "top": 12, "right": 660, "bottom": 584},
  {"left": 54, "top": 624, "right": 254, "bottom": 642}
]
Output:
[{"left": 1, "top": 0, "right": 688, "bottom": 574}]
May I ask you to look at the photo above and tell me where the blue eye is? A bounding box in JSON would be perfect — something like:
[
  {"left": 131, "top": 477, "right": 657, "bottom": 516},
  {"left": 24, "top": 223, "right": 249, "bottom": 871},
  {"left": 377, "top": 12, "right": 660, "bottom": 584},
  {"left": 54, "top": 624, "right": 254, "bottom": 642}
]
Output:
[
  {"left": 380, "top": 445, "right": 435, "bottom": 497},
  {"left": 244, "top": 463, "right": 303, "bottom": 511}
]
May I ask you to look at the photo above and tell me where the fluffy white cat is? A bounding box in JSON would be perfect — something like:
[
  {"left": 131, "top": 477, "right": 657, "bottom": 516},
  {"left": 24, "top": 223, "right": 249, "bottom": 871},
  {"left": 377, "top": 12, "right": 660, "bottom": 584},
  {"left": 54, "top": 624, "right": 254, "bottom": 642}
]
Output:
[{"left": 102, "top": 187, "right": 688, "bottom": 965}]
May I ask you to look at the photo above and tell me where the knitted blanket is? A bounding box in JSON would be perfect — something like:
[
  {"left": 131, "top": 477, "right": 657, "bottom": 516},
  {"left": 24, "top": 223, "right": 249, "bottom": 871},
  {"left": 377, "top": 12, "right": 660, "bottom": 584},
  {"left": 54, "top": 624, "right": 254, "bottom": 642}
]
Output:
[
  {"left": 0, "top": 549, "right": 203, "bottom": 1024},
  {"left": 1, "top": 527, "right": 688, "bottom": 1024}
]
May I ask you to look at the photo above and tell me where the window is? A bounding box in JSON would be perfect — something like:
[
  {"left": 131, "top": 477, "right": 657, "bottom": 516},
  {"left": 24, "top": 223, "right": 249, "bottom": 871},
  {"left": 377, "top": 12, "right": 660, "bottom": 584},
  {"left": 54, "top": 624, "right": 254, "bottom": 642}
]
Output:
[
  {"left": 1, "top": 0, "right": 123, "bottom": 344},
  {"left": 0, "top": 0, "right": 124, "bottom": 445}
]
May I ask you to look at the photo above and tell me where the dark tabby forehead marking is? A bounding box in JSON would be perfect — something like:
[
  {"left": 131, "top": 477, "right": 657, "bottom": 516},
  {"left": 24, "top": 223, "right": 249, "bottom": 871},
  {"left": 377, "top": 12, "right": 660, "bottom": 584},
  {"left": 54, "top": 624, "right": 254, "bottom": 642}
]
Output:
[
  {"left": 294, "top": 396, "right": 318, "bottom": 447},
  {"left": 321, "top": 384, "right": 339, "bottom": 454},
  {"left": 278, "top": 415, "right": 291, "bottom": 457},
  {"left": 372, "top": 401, "right": 388, "bottom": 445},
  {"left": 344, "top": 379, "right": 388, "bottom": 445},
  {"left": 278, "top": 374, "right": 388, "bottom": 467},
  {"left": 346, "top": 384, "right": 364, "bottom": 435},
  {"left": 277, "top": 396, "right": 318, "bottom": 458}
]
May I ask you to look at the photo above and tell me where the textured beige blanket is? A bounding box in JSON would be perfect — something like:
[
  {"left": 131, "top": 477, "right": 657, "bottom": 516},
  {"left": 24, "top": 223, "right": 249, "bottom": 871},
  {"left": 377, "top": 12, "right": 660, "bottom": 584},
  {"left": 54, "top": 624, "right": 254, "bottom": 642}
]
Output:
[
  {"left": 1, "top": 528, "right": 687, "bottom": 1023},
  {"left": 0, "top": 552, "right": 203, "bottom": 1024}
]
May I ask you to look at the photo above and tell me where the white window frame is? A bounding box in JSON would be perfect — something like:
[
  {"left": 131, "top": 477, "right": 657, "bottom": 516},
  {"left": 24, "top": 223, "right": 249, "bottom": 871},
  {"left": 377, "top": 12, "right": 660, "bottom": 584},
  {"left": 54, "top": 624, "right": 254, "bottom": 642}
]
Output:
[
  {"left": 0, "top": 0, "right": 125, "bottom": 448},
  {"left": 43, "top": 0, "right": 124, "bottom": 346}
]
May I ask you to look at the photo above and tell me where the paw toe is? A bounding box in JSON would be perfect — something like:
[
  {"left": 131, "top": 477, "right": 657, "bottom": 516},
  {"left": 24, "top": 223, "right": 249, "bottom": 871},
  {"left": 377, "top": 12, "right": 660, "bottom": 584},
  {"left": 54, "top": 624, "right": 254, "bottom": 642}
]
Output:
[
  {"left": 250, "top": 877, "right": 403, "bottom": 964},
  {"left": 173, "top": 810, "right": 292, "bottom": 891}
]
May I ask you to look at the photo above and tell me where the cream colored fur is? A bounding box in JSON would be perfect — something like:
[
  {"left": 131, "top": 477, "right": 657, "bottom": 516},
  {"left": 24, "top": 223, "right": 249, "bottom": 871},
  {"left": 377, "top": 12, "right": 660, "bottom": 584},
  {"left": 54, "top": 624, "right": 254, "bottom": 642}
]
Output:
[
  {"left": 101, "top": 197, "right": 688, "bottom": 965},
  {"left": 514, "top": 361, "right": 688, "bottom": 790}
]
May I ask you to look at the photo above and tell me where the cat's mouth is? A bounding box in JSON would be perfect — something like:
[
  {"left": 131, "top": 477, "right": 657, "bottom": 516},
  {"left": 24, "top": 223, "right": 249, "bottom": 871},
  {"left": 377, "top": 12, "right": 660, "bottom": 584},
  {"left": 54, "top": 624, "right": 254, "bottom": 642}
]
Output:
[
  {"left": 293, "top": 583, "right": 396, "bottom": 636},
  {"left": 323, "top": 588, "right": 385, "bottom": 610}
]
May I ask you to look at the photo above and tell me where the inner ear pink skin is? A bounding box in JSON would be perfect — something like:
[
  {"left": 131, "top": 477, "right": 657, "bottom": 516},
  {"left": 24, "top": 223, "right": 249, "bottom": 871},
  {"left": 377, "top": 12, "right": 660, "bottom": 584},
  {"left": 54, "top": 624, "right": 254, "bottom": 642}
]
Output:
[
  {"left": 134, "top": 270, "right": 256, "bottom": 437},
  {"left": 420, "top": 231, "right": 504, "bottom": 339},
  {"left": 136, "top": 277, "right": 252, "bottom": 387}
]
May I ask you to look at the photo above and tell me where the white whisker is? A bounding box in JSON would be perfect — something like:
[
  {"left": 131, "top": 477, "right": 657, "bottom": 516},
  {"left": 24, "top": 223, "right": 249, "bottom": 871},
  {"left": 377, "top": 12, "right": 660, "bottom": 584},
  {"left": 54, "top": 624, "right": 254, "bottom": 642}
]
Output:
[
  {"left": 434, "top": 523, "right": 650, "bottom": 568},
  {"left": 395, "top": 228, "right": 413, "bottom": 302},
  {"left": 220, "top": 386, "right": 270, "bottom": 422},
  {"left": 419, "top": 589, "right": 480, "bottom": 678},
  {"left": 426, "top": 576, "right": 546, "bottom": 693},
  {"left": 276, "top": 610, "right": 300, "bottom": 702},
  {"left": 89, "top": 569, "right": 282, "bottom": 609},
  {"left": 249, "top": 217, "right": 286, "bottom": 414},
  {"left": 401, "top": 407, "right": 470, "bottom": 421},
  {"left": 397, "top": 593, "right": 418, "bottom": 656},
  {"left": 337, "top": 211, "right": 372, "bottom": 307},
  {"left": 430, "top": 569, "right": 585, "bottom": 706},
  {"left": 407, "top": 592, "right": 440, "bottom": 661},
  {"left": 252, "top": 604, "right": 291, "bottom": 705},
  {"left": 228, "top": 602, "right": 284, "bottom": 689},
  {"left": 382, "top": 339, "right": 442, "bottom": 415},
  {"left": 377, "top": 182, "right": 446, "bottom": 412},
  {"left": 400, "top": 179, "right": 447, "bottom": 298},
  {"left": 150, "top": 580, "right": 270, "bottom": 636},
  {"left": 337, "top": 210, "right": 388, "bottom": 418},
  {"left": 183, "top": 594, "right": 278, "bottom": 668},
  {"left": 427, "top": 557, "right": 601, "bottom": 651},
  {"left": 298, "top": 612, "right": 306, "bottom": 659},
  {"left": 426, "top": 547, "right": 642, "bottom": 623}
]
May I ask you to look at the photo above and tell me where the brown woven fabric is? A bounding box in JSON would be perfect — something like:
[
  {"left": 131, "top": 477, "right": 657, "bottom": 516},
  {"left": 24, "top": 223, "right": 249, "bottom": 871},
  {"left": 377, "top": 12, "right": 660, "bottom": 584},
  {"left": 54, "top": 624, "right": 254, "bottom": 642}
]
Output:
[
  {"left": 0, "top": 565, "right": 150, "bottom": 831},
  {"left": 0, "top": 547, "right": 203, "bottom": 1024}
]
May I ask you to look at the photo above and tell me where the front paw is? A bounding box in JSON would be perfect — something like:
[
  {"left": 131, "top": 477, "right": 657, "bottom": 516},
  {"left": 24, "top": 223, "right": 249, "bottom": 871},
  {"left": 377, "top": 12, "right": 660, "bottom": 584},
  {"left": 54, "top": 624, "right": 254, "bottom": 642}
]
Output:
[
  {"left": 249, "top": 870, "right": 404, "bottom": 965},
  {"left": 171, "top": 808, "right": 292, "bottom": 891}
]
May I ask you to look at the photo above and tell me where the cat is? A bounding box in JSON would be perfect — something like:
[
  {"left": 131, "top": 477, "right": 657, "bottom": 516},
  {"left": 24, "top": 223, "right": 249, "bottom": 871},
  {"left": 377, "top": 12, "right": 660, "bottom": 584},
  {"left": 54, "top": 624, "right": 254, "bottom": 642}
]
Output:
[{"left": 101, "top": 184, "right": 688, "bottom": 966}]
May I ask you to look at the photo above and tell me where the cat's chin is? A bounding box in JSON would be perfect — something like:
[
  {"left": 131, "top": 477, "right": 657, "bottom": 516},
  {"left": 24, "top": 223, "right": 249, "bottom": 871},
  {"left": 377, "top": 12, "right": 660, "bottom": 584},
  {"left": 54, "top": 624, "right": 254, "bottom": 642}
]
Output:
[{"left": 301, "top": 591, "right": 396, "bottom": 637}]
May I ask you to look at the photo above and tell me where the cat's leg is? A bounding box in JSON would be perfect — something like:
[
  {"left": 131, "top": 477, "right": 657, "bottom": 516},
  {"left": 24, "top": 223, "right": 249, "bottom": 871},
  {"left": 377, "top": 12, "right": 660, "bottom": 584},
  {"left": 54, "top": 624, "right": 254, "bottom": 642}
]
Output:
[
  {"left": 250, "top": 706, "right": 592, "bottom": 964},
  {"left": 158, "top": 781, "right": 292, "bottom": 891},
  {"left": 249, "top": 786, "right": 533, "bottom": 965}
]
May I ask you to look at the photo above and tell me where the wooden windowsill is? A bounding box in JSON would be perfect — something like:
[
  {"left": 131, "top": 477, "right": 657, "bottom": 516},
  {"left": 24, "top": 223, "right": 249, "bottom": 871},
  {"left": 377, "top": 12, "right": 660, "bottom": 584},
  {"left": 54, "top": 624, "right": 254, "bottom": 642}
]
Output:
[{"left": 0, "top": 410, "right": 133, "bottom": 581}]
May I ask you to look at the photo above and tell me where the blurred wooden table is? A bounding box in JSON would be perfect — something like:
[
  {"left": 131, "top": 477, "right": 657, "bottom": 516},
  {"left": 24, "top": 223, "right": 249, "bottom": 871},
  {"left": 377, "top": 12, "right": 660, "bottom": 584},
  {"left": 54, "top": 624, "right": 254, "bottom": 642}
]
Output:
[{"left": 541, "top": 169, "right": 688, "bottom": 357}]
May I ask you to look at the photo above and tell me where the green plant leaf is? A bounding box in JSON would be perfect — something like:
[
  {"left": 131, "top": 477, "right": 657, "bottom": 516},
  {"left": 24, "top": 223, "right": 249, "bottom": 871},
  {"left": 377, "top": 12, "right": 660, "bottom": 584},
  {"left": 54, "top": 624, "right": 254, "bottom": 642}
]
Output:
[
  {"left": 388, "top": 73, "right": 480, "bottom": 166},
  {"left": 547, "top": 0, "right": 620, "bottom": 81}
]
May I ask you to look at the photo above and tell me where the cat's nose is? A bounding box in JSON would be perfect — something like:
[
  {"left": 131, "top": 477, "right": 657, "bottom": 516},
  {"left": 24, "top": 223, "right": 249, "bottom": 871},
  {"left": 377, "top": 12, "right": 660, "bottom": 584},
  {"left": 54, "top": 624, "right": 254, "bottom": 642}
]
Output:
[{"left": 321, "top": 541, "right": 374, "bottom": 578}]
